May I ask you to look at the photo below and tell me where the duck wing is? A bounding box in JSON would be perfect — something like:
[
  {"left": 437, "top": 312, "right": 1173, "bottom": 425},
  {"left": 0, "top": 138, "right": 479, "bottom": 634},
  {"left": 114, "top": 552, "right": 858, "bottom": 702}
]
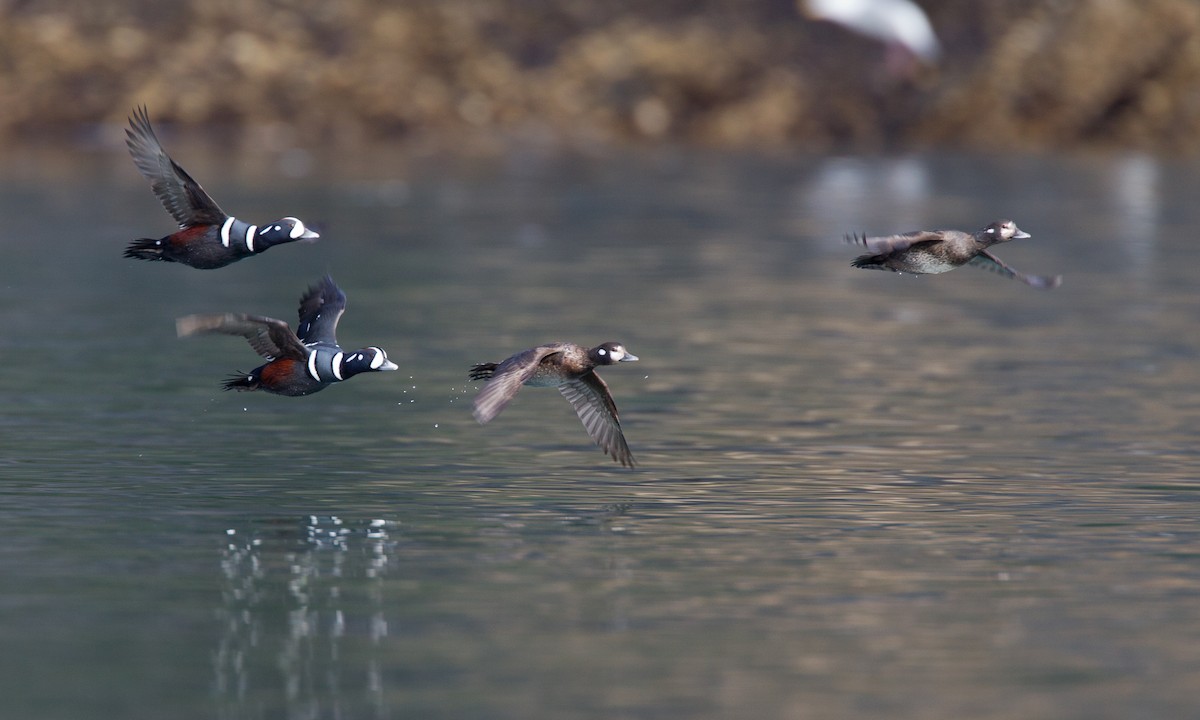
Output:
[
  {"left": 176, "top": 313, "right": 308, "bottom": 360},
  {"left": 125, "top": 106, "right": 226, "bottom": 227},
  {"left": 845, "top": 229, "right": 944, "bottom": 256},
  {"left": 471, "top": 345, "right": 564, "bottom": 424},
  {"left": 558, "top": 371, "right": 635, "bottom": 468},
  {"left": 295, "top": 275, "right": 347, "bottom": 345},
  {"left": 969, "top": 250, "right": 1062, "bottom": 289}
]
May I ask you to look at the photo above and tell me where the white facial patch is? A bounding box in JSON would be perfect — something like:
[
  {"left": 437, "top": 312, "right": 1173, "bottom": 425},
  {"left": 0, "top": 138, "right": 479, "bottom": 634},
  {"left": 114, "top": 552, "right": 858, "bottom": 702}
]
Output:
[
  {"left": 220, "top": 217, "right": 236, "bottom": 247},
  {"left": 287, "top": 218, "right": 306, "bottom": 239},
  {"left": 369, "top": 348, "right": 385, "bottom": 369},
  {"left": 598, "top": 348, "right": 607, "bottom": 356}
]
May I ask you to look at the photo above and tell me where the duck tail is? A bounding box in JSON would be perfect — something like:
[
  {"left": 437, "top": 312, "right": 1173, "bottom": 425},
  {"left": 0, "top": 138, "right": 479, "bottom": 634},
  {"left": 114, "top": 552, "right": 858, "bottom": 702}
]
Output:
[
  {"left": 222, "top": 372, "right": 259, "bottom": 392},
  {"left": 124, "top": 237, "right": 169, "bottom": 261},
  {"left": 851, "top": 254, "right": 884, "bottom": 270},
  {"left": 468, "top": 362, "right": 497, "bottom": 381}
]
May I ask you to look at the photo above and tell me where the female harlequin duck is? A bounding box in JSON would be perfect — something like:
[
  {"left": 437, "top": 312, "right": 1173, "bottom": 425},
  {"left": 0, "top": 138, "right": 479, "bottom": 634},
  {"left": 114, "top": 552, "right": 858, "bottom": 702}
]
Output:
[
  {"left": 124, "top": 106, "right": 318, "bottom": 269},
  {"left": 469, "top": 342, "right": 639, "bottom": 467},
  {"left": 847, "top": 219, "right": 1062, "bottom": 289},
  {"left": 176, "top": 275, "right": 397, "bottom": 396}
]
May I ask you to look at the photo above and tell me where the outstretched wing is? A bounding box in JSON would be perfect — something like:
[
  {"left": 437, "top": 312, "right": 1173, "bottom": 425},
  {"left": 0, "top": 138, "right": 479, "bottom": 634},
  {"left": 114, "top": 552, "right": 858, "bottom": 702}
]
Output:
[
  {"left": 845, "top": 229, "right": 942, "bottom": 255},
  {"left": 558, "top": 371, "right": 635, "bottom": 467},
  {"left": 969, "top": 250, "right": 1062, "bottom": 289},
  {"left": 295, "top": 275, "right": 347, "bottom": 345},
  {"left": 126, "top": 106, "right": 225, "bottom": 227},
  {"left": 176, "top": 313, "right": 308, "bottom": 360},
  {"left": 471, "top": 346, "right": 563, "bottom": 424}
]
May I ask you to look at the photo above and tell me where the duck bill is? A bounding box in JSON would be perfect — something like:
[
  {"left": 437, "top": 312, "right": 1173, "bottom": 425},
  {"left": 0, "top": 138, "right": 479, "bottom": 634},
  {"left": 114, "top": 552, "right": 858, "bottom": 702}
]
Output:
[
  {"left": 619, "top": 353, "right": 639, "bottom": 362},
  {"left": 299, "top": 228, "right": 320, "bottom": 240},
  {"left": 379, "top": 360, "right": 399, "bottom": 371},
  {"left": 1013, "top": 230, "right": 1031, "bottom": 239}
]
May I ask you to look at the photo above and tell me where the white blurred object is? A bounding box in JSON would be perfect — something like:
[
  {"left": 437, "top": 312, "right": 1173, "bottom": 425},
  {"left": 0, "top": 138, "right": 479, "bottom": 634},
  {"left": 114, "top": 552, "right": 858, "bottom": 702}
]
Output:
[{"left": 804, "top": 0, "right": 941, "bottom": 64}]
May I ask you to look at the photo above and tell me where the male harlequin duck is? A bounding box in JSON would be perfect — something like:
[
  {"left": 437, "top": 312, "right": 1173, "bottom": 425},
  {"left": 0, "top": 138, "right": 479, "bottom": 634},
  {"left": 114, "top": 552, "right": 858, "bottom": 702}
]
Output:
[
  {"left": 124, "top": 105, "right": 318, "bottom": 269},
  {"left": 847, "top": 219, "right": 1062, "bottom": 289},
  {"left": 469, "top": 342, "right": 639, "bottom": 467},
  {"left": 176, "top": 275, "right": 397, "bottom": 396}
]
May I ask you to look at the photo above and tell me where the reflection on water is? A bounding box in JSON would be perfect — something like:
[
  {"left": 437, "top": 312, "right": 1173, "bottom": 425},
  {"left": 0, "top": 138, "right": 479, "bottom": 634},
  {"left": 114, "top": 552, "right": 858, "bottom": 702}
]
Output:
[
  {"left": 1108, "top": 154, "right": 1160, "bottom": 286},
  {"left": 3, "top": 145, "right": 1200, "bottom": 719},
  {"left": 799, "top": 156, "right": 933, "bottom": 241},
  {"left": 216, "top": 518, "right": 393, "bottom": 720}
]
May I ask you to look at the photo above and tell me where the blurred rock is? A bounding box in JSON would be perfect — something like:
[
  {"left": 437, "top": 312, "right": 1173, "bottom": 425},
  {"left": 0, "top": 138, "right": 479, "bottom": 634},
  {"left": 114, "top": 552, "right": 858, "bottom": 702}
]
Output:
[{"left": 0, "top": 0, "right": 1197, "bottom": 152}]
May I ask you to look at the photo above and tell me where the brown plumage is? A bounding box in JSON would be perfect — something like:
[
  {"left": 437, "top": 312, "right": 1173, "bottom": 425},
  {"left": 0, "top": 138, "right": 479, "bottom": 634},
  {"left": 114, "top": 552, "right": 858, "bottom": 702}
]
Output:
[
  {"left": 469, "top": 342, "right": 640, "bottom": 467},
  {"left": 847, "top": 220, "right": 1061, "bottom": 289}
]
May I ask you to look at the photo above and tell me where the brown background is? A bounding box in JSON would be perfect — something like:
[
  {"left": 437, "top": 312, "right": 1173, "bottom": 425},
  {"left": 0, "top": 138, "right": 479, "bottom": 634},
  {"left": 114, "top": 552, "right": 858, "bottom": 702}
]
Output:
[{"left": 2, "top": 0, "right": 1197, "bottom": 152}]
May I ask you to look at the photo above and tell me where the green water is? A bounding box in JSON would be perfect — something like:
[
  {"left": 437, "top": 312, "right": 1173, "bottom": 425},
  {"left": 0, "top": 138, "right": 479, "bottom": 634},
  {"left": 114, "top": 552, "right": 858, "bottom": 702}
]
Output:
[{"left": 1, "top": 145, "right": 1198, "bottom": 719}]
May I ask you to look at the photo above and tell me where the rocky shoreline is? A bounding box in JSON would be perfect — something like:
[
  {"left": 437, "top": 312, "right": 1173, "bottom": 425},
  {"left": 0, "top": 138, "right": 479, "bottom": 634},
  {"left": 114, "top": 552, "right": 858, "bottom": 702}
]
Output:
[{"left": 2, "top": 0, "right": 1198, "bottom": 152}]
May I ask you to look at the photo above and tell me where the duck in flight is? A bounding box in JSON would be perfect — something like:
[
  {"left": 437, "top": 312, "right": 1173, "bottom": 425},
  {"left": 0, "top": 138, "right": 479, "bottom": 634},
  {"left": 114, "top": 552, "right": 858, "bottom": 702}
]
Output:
[
  {"left": 847, "top": 220, "right": 1062, "bottom": 289},
  {"left": 176, "top": 275, "right": 397, "bottom": 396},
  {"left": 469, "top": 342, "right": 640, "bottom": 467},
  {"left": 124, "top": 105, "right": 318, "bottom": 269}
]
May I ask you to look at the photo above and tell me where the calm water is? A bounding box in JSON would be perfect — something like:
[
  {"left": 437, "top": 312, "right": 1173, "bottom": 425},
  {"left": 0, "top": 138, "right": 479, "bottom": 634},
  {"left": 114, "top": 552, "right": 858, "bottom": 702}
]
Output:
[{"left": 2, "top": 140, "right": 1199, "bottom": 719}]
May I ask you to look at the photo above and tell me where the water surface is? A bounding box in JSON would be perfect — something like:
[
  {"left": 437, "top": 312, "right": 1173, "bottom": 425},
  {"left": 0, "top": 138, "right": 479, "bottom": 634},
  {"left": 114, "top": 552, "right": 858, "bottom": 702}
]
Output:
[{"left": 2, "top": 144, "right": 1199, "bottom": 719}]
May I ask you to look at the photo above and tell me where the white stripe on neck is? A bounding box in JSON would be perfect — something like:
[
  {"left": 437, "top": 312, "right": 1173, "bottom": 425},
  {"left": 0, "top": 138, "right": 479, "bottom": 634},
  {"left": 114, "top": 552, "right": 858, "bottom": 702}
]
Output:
[
  {"left": 220, "top": 217, "right": 236, "bottom": 248},
  {"left": 245, "top": 225, "right": 258, "bottom": 253},
  {"left": 306, "top": 351, "right": 321, "bottom": 381}
]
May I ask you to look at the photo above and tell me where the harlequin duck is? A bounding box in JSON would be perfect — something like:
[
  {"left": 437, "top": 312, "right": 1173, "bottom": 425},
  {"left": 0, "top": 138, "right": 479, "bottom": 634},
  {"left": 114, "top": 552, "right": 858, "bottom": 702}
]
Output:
[
  {"left": 124, "top": 105, "right": 318, "bottom": 269},
  {"left": 847, "top": 219, "right": 1062, "bottom": 289},
  {"left": 176, "top": 275, "right": 397, "bottom": 396},
  {"left": 469, "top": 342, "right": 639, "bottom": 467}
]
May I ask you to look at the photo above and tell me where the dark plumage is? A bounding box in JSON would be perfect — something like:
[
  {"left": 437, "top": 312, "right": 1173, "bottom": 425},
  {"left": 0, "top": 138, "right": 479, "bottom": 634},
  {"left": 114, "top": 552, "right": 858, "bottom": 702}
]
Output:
[
  {"left": 469, "top": 342, "right": 639, "bottom": 467},
  {"left": 125, "top": 105, "right": 318, "bottom": 269},
  {"left": 176, "top": 275, "right": 397, "bottom": 396},
  {"left": 847, "top": 219, "right": 1061, "bottom": 289}
]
